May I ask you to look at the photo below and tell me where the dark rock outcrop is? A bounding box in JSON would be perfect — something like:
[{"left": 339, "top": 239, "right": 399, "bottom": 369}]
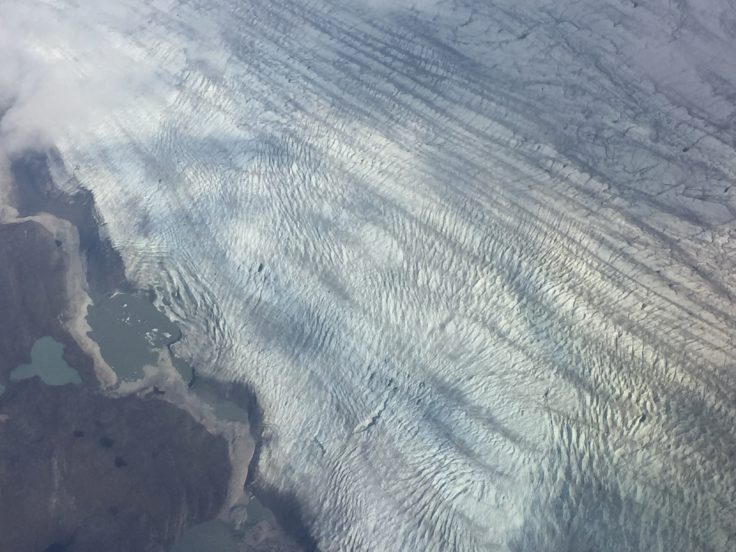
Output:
[{"left": 0, "top": 378, "right": 231, "bottom": 552}]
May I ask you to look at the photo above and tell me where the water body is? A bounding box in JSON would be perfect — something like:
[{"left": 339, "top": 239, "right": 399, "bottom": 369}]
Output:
[
  {"left": 189, "top": 378, "right": 250, "bottom": 425},
  {"left": 170, "top": 495, "right": 280, "bottom": 552},
  {"left": 10, "top": 337, "right": 81, "bottom": 386},
  {"left": 171, "top": 520, "right": 239, "bottom": 552},
  {"left": 243, "top": 493, "right": 279, "bottom": 527},
  {"left": 86, "top": 292, "right": 181, "bottom": 381},
  {"left": 88, "top": 291, "right": 250, "bottom": 423}
]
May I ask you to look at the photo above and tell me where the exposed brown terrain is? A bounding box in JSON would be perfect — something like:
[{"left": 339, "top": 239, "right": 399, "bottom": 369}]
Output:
[
  {"left": 0, "top": 221, "right": 74, "bottom": 379},
  {"left": 0, "top": 152, "right": 312, "bottom": 551},
  {"left": 0, "top": 378, "right": 231, "bottom": 552},
  {"left": 0, "top": 177, "right": 233, "bottom": 551},
  {"left": 10, "top": 152, "right": 129, "bottom": 297}
]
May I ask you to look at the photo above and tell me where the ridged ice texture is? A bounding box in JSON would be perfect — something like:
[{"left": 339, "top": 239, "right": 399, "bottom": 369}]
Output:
[{"left": 19, "top": 0, "right": 736, "bottom": 549}]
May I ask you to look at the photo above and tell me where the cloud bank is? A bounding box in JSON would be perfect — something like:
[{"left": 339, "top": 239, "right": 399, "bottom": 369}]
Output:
[{"left": 0, "top": 1, "right": 156, "bottom": 158}]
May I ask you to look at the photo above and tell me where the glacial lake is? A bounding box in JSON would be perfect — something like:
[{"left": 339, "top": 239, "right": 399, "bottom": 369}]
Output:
[
  {"left": 86, "top": 292, "right": 181, "bottom": 382},
  {"left": 10, "top": 336, "right": 81, "bottom": 386},
  {"left": 87, "top": 292, "right": 250, "bottom": 421},
  {"left": 189, "top": 377, "right": 250, "bottom": 425},
  {"left": 171, "top": 494, "right": 277, "bottom": 552},
  {"left": 171, "top": 520, "right": 239, "bottom": 552}
]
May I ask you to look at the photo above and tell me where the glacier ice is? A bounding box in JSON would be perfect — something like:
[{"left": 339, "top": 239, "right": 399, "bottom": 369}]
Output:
[{"left": 3, "top": 0, "right": 736, "bottom": 550}]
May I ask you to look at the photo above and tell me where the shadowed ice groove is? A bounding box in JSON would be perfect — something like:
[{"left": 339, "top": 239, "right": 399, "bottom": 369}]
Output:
[{"left": 8, "top": 0, "right": 736, "bottom": 549}]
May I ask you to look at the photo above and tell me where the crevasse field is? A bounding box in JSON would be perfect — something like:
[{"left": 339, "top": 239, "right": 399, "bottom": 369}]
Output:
[{"left": 3, "top": 0, "right": 735, "bottom": 550}]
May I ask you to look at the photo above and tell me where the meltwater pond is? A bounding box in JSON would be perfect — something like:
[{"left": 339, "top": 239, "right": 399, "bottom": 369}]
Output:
[
  {"left": 86, "top": 292, "right": 251, "bottom": 425},
  {"left": 171, "top": 520, "right": 239, "bottom": 552},
  {"left": 10, "top": 337, "right": 81, "bottom": 386},
  {"left": 87, "top": 292, "right": 181, "bottom": 382}
]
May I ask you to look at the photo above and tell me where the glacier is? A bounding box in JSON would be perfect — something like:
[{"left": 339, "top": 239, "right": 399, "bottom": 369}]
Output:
[{"left": 2, "top": 0, "right": 735, "bottom": 550}]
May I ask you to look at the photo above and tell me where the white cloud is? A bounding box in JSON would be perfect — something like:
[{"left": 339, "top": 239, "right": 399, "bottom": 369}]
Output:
[{"left": 0, "top": 1, "right": 156, "bottom": 158}]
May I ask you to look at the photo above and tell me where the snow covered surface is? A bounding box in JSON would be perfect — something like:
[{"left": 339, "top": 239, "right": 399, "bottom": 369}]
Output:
[{"left": 3, "top": 0, "right": 736, "bottom": 550}]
